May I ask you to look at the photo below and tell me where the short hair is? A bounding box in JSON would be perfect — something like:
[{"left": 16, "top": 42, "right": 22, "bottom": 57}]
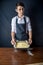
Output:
[{"left": 16, "top": 2, "right": 25, "bottom": 8}]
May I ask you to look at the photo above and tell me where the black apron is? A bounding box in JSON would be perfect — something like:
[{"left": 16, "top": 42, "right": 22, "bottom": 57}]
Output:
[{"left": 15, "top": 17, "right": 28, "bottom": 41}]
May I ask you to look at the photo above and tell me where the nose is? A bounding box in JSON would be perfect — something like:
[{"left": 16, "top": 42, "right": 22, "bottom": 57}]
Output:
[{"left": 21, "top": 8, "right": 24, "bottom": 12}]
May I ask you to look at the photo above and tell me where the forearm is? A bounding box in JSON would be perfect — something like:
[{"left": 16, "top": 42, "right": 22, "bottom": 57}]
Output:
[
  {"left": 11, "top": 32, "right": 15, "bottom": 40},
  {"left": 28, "top": 31, "right": 32, "bottom": 39},
  {"left": 28, "top": 31, "right": 32, "bottom": 44},
  {"left": 11, "top": 32, "right": 16, "bottom": 45}
]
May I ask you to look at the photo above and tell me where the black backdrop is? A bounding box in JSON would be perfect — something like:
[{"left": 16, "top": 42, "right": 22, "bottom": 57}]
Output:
[{"left": 0, "top": 0, "right": 43, "bottom": 47}]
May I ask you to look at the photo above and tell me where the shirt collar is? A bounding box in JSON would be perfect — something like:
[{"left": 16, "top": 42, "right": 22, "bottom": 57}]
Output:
[{"left": 17, "top": 15, "right": 24, "bottom": 19}]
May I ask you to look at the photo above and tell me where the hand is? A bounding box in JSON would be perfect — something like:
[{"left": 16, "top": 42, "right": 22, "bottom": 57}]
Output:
[
  {"left": 11, "top": 39, "right": 16, "bottom": 45},
  {"left": 28, "top": 39, "right": 32, "bottom": 45}
]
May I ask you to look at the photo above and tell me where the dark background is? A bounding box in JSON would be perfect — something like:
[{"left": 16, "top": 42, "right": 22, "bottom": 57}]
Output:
[{"left": 0, "top": 0, "right": 43, "bottom": 47}]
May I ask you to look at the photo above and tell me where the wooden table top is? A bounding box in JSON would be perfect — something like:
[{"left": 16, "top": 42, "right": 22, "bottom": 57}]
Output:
[{"left": 0, "top": 48, "right": 43, "bottom": 65}]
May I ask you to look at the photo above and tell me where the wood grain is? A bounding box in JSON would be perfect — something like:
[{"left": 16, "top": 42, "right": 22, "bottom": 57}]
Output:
[{"left": 0, "top": 47, "right": 43, "bottom": 65}]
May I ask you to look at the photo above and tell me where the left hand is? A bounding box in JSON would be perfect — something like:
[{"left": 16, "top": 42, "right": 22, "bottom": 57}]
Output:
[{"left": 28, "top": 39, "right": 32, "bottom": 45}]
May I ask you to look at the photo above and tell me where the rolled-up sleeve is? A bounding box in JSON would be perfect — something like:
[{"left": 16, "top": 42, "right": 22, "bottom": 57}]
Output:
[
  {"left": 11, "top": 17, "right": 16, "bottom": 33},
  {"left": 26, "top": 17, "right": 32, "bottom": 32}
]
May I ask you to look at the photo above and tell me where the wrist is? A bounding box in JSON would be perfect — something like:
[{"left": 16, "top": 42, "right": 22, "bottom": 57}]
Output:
[
  {"left": 29, "top": 38, "right": 32, "bottom": 40},
  {"left": 12, "top": 37, "right": 15, "bottom": 40}
]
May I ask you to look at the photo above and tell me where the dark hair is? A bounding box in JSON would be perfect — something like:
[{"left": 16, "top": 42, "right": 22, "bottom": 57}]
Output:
[{"left": 16, "top": 2, "right": 25, "bottom": 8}]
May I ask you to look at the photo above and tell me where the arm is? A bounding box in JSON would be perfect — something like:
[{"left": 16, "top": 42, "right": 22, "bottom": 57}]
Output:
[
  {"left": 27, "top": 17, "right": 32, "bottom": 44},
  {"left": 11, "top": 18, "right": 16, "bottom": 45}
]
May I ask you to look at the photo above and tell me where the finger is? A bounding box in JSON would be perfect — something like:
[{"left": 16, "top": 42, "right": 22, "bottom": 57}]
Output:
[
  {"left": 11, "top": 40, "right": 14, "bottom": 45},
  {"left": 30, "top": 41, "right": 32, "bottom": 44},
  {"left": 11, "top": 40, "right": 15, "bottom": 45}
]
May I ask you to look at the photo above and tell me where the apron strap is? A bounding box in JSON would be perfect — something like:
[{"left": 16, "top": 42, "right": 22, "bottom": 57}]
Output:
[
  {"left": 16, "top": 17, "right": 18, "bottom": 24},
  {"left": 24, "top": 16, "right": 26, "bottom": 32},
  {"left": 16, "top": 16, "right": 26, "bottom": 26}
]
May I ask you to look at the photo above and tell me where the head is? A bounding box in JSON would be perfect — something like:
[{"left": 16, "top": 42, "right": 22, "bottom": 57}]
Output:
[{"left": 15, "top": 2, "right": 25, "bottom": 17}]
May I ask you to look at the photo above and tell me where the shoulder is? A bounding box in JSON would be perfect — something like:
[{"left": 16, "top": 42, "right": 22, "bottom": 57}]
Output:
[
  {"left": 25, "top": 16, "right": 30, "bottom": 22},
  {"left": 12, "top": 16, "right": 17, "bottom": 21},
  {"left": 11, "top": 16, "right": 17, "bottom": 24}
]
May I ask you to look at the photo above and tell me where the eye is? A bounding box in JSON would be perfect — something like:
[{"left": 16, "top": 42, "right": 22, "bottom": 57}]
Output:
[
  {"left": 19, "top": 9, "right": 21, "bottom": 10},
  {"left": 22, "top": 8, "right": 24, "bottom": 10},
  {"left": 19, "top": 8, "right": 24, "bottom": 11}
]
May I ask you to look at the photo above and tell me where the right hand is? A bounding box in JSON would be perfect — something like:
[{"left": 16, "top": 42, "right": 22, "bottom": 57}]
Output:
[{"left": 11, "top": 39, "right": 16, "bottom": 45}]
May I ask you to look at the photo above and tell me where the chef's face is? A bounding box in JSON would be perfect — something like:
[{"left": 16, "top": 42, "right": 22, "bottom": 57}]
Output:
[{"left": 16, "top": 6, "right": 24, "bottom": 17}]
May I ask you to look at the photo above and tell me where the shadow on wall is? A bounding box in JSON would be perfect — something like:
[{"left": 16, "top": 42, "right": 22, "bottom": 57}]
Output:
[{"left": 26, "top": 0, "right": 43, "bottom": 47}]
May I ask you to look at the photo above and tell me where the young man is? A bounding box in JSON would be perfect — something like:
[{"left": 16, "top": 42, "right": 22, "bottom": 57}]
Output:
[{"left": 11, "top": 2, "right": 32, "bottom": 46}]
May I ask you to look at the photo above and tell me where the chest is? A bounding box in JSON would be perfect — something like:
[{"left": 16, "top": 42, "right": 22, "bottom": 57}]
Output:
[{"left": 17, "top": 18, "right": 25, "bottom": 24}]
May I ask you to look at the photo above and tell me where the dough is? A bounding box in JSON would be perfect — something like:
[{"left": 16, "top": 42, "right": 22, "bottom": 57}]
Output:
[{"left": 16, "top": 41, "right": 30, "bottom": 48}]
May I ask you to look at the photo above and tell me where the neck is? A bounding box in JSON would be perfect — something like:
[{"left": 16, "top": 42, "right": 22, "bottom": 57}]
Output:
[{"left": 18, "top": 14, "right": 24, "bottom": 18}]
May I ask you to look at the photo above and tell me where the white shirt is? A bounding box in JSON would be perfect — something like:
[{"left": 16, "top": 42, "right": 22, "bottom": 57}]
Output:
[{"left": 11, "top": 16, "right": 32, "bottom": 33}]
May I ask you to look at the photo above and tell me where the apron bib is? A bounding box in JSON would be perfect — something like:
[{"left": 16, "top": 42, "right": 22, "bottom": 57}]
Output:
[{"left": 15, "top": 17, "right": 28, "bottom": 41}]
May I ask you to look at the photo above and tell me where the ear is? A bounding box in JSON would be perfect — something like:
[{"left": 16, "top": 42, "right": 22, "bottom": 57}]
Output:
[{"left": 15, "top": 9, "right": 17, "bottom": 12}]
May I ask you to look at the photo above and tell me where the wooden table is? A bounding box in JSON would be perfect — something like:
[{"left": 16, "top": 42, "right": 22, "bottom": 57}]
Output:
[{"left": 0, "top": 48, "right": 43, "bottom": 65}]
